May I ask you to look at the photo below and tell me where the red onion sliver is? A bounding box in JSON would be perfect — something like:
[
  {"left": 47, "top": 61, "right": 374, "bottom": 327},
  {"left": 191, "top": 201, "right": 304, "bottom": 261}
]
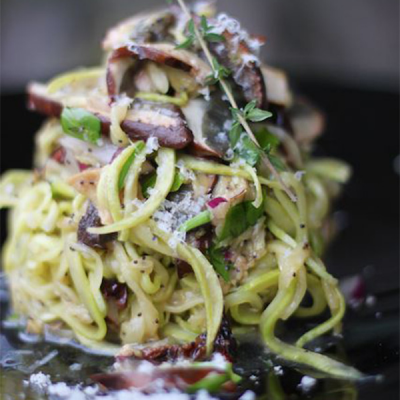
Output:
[{"left": 207, "top": 197, "right": 227, "bottom": 209}]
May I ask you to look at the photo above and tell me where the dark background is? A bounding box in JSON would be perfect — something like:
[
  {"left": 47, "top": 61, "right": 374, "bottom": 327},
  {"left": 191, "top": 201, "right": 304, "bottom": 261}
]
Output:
[{"left": 1, "top": 0, "right": 399, "bottom": 399}]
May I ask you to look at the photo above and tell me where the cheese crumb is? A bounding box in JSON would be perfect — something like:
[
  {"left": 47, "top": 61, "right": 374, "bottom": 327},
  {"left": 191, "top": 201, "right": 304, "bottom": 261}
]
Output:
[{"left": 298, "top": 375, "right": 317, "bottom": 393}]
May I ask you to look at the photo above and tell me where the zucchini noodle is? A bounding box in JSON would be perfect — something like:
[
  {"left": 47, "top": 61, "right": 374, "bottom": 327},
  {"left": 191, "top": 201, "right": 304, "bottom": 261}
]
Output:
[{"left": 1, "top": 6, "right": 359, "bottom": 380}]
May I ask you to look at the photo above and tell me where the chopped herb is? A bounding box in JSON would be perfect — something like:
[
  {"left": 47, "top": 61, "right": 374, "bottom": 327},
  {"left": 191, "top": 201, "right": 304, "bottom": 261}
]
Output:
[
  {"left": 118, "top": 141, "right": 145, "bottom": 190},
  {"left": 235, "top": 134, "right": 261, "bottom": 166},
  {"left": 219, "top": 199, "right": 264, "bottom": 241},
  {"left": 176, "top": 20, "right": 196, "bottom": 49},
  {"left": 178, "top": 210, "right": 212, "bottom": 232},
  {"left": 228, "top": 121, "right": 242, "bottom": 147},
  {"left": 243, "top": 99, "right": 273, "bottom": 122},
  {"left": 142, "top": 170, "right": 184, "bottom": 198},
  {"left": 267, "top": 153, "right": 286, "bottom": 171},
  {"left": 60, "top": 107, "right": 101, "bottom": 144},
  {"left": 141, "top": 172, "right": 157, "bottom": 198},
  {"left": 254, "top": 127, "right": 280, "bottom": 151},
  {"left": 228, "top": 103, "right": 274, "bottom": 166},
  {"left": 176, "top": 16, "right": 224, "bottom": 50},
  {"left": 207, "top": 244, "right": 231, "bottom": 282},
  {"left": 206, "top": 57, "right": 231, "bottom": 85},
  {"left": 200, "top": 15, "right": 225, "bottom": 43}
]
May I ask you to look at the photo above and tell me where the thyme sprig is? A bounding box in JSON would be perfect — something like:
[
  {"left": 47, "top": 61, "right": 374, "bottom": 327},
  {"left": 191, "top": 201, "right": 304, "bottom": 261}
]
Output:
[
  {"left": 176, "top": 15, "right": 225, "bottom": 49},
  {"left": 174, "top": 0, "right": 297, "bottom": 202}
]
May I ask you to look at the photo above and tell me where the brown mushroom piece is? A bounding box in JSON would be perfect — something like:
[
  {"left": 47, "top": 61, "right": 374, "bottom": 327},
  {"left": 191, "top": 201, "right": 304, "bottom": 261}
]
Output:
[
  {"left": 288, "top": 99, "right": 326, "bottom": 147},
  {"left": 261, "top": 65, "right": 292, "bottom": 108},
  {"left": 77, "top": 202, "right": 117, "bottom": 249},
  {"left": 27, "top": 83, "right": 193, "bottom": 149},
  {"left": 106, "top": 43, "right": 211, "bottom": 98},
  {"left": 182, "top": 95, "right": 231, "bottom": 158},
  {"left": 102, "top": 9, "right": 176, "bottom": 51},
  {"left": 209, "top": 30, "right": 267, "bottom": 109}
]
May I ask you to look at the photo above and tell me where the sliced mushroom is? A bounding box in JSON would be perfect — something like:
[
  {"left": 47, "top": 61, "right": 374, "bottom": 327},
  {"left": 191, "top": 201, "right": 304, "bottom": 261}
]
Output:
[
  {"left": 209, "top": 30, "right": 266, "bottom": 108},
  {"left": 67, "top": 168, "right": 101, "bottom": 205},
  {"left": 261, "top": 65, "right": 292, "bottom": 108},
  {"left": 103, "top": 10, "right": 176, "bottom": 51},
  {"left": 27, "top": 83, "right": 193, "bottom": 149},
  {"left": 78, "top": 202, "right": 117, "bottom": 249},
  {"left": 106, "top": 43, "right": 211, "bottom": 98},
  {"left": 182, "top": 96, "right": 231, "bottom": 158},
  {"left": 288, "top": 99, "right": 325, "bottom": 147}
]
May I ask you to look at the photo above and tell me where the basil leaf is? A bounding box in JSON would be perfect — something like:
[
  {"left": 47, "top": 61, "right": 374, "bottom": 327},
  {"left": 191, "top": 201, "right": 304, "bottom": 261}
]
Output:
[
  {"left": 118, "top": 142, "right": 145, "bottom": 190},
  {"left": 208, "top": 245, "right": 231, "bottom": 282},
  {"left": 60, "top": 107, "right": 101, "bottom": 144},
  {"left": 219, "top": 199, "right": 264, "bottom": 241},
  {"left": 235, "top": 135, "right": 261, "bottom": 167}
]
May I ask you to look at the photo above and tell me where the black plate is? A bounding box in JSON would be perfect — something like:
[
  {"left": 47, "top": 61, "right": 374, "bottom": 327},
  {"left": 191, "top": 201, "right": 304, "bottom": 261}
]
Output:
[{"left": 1, "top": 83, "right": 399, "bottom": 399}]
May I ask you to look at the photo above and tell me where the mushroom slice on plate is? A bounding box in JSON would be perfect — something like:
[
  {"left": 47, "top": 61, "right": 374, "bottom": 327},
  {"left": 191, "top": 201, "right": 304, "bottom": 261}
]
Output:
[
  {"left": 182, "top": 96, "right": 231, "bottom": 158},
  {"left": 103, "top": 9, "right": 176, "bottom": 51},
  {"left": 106, "top": 43, "right": 211, "bottom": 98},
  {"left": 27, "top": 83, "right": 193, "bottom": 149}
]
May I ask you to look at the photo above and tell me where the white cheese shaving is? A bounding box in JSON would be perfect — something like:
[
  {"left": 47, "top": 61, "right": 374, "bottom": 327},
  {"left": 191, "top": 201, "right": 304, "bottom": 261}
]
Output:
[
  {"left": 145, "top": 137, "right": 160, "bottom": 154},
  {"left": 153, "top": 192, "right": 209, "bottom": 248},
  {"left": 29, "top": 372, "right": 51, "bottom": 392},
  {"left": 298, "top": 375, "right": 317, "bottom": 393},
  {"left": 198, "top": 86, "right": 211, "bottom": 102},
  {"left": 239, "top": 390, "right": 256, "bottom": 400}
]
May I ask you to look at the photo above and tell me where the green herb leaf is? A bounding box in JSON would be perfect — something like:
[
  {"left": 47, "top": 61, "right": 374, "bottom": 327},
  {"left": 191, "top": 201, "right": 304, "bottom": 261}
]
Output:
[
  {"left": 254, "top": 127, "right": 280, "bottom": 151},
  {"left": 247, "top": 108, "right": 273, "bottom": 122},
  {"left": 267, "top": 154, "right": 286, "bottom": 171},
  {"left": 243, "top": 99, "right": 257, "bottom": 115},
  {"left": 176, "top": 36, "right": 195, "bottom": 49},
  {"left": 118, "top": 142, "right": 145, "bottom": 190},
  {"left": 176, "top": 20, "right": 196, "bottom": 49},
  {"left": 208, "top": 244, "right": 231, "bottom": 282},
  {"left": 228, "top": 122, "right": 242, "bottom": 147},
  {"left": 60, "top": 107, "right": 101, "bottom": 144},
  {"left": 188, "top": 19, "right": 195, "bottom": 35},
  {"left": 204, "top": 32, "right": 225, "bottom": 42},
  {"left": 200, "top": 15, "right": 208, "bottom": 32},
  {"left": 142, "top": 170, "right": 184, "bottom": 198},
  {"left": 219, "top": 199, "right": 264, "bottom": 241},
  {"left": 206, "top": 57, "right": 231, "bottom": 85},
  {"left": 235, "top": 134, "right": 261, "bottom": 166},
  {"left": 178, "top": 210, "right": 212, "bottom": 233},
  {"left": 141, "top": 172, "right": 157, "bottom": 198}
]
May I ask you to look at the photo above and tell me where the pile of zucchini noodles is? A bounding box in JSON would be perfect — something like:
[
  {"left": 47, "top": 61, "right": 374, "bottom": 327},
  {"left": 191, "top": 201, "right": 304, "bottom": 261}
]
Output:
[
  {"left": 1, "top": 118, "right": 360, "bottom": 378},
  {"left": 0, "top": 8, "right": 361, "bottom": 381}
]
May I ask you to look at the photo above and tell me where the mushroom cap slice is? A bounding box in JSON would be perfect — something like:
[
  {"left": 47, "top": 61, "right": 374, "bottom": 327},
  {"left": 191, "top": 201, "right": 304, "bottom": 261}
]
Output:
[
  {"left": 106, "top": 43, "right": 211, "bottom": 98},
  {"left": 27, "top": 82, "right": 193, "bottom": 149}
]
